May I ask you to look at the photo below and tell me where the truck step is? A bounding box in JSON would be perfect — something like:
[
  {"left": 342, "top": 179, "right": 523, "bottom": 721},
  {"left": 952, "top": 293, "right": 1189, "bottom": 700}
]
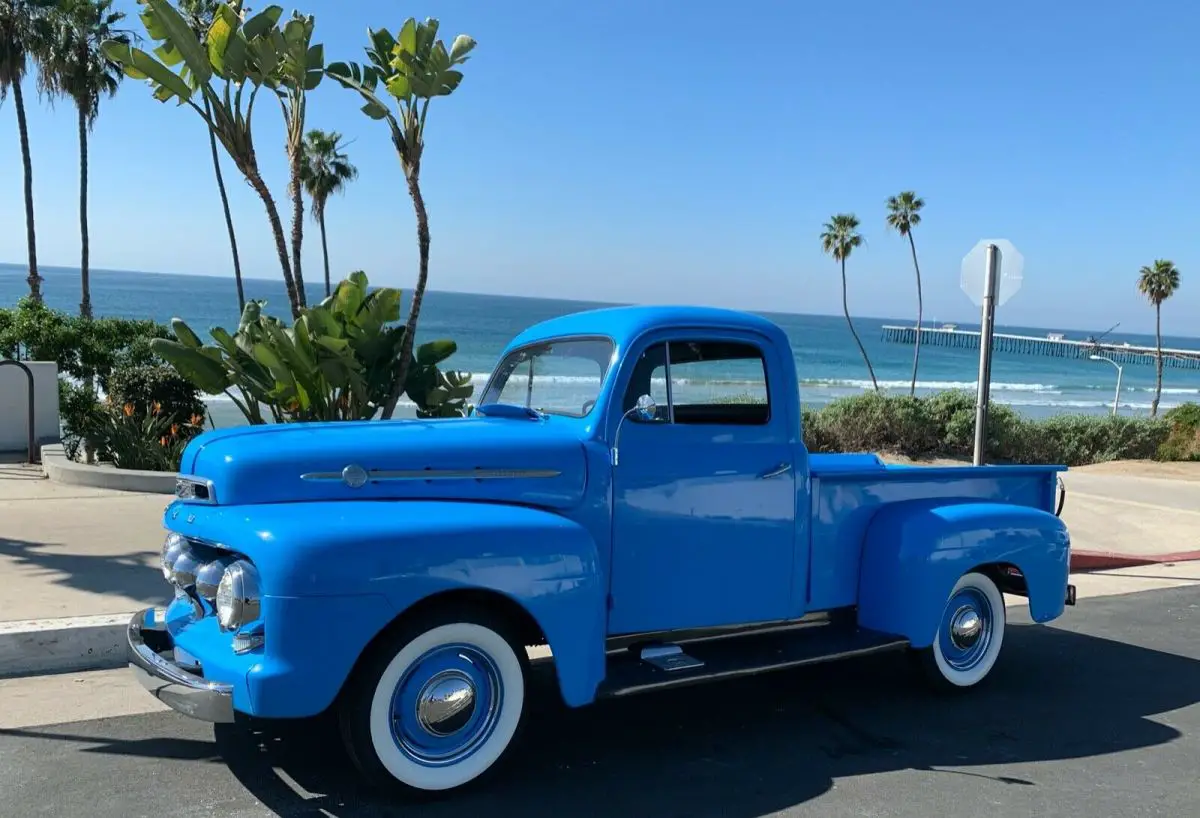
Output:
[{"left": 597, "top": 621, "right": 909, "bottom": 698}]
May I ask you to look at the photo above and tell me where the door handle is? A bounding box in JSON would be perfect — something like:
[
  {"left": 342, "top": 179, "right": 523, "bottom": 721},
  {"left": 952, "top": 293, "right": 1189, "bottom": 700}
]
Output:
[{"left": 759, "top": 462, "right": 792, "bottom": 480}]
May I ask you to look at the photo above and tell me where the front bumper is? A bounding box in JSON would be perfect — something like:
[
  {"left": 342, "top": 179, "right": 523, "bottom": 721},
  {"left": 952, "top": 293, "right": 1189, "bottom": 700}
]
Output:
[{"left": 128, "top": 608, "right": 235, "bottom": 723}]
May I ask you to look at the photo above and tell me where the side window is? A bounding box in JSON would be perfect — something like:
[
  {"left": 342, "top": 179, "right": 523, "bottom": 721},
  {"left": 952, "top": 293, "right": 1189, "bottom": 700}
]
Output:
[
  {"left": 667, "top": 340, "right": 770, "bottom": 425},
  {"left": 621, "top": 342, "right": 669, "bottom": 416},
  {"left": 622, "top": 339, "right": 771, "bottom": 425}
]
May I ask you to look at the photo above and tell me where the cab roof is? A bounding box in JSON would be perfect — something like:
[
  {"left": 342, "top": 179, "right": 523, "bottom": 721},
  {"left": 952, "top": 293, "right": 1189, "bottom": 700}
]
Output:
[{"left": 505, "top": 304, "right": 787, "bottom": 351}]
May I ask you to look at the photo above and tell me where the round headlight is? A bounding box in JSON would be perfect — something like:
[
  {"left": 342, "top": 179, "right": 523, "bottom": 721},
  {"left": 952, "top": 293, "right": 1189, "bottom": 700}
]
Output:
[
  {"left": 161, "top": 532, "right": 187, "bottom": 580},
  {"left": 216, "top": 560, "right": 261, "bottom": 631}
]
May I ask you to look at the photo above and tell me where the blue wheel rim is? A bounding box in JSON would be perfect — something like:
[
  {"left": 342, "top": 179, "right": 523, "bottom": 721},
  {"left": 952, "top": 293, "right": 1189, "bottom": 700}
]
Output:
[
  {"left": 938, "top": 587, "right": 995, "bottom": 671},
  {"left": 389, "top": 643, "right": 503, "bottom": 767}
]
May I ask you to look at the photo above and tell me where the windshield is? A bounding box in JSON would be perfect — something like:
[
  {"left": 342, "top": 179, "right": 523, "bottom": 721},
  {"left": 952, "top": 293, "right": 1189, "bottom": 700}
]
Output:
[{"left": 479, "top": 337, "right": 615, "bottom": 418}]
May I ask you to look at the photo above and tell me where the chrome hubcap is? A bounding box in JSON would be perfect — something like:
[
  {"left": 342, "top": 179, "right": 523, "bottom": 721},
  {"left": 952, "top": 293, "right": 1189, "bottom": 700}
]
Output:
[
  {"left": 416, "top": 672, "right": 477, "bottom": 736},
  {"left": 949, "top": 606, "right": 983, "bottom": 649}
]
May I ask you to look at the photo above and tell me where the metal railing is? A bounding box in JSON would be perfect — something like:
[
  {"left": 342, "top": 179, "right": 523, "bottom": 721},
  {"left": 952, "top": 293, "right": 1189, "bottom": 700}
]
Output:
[{"left": 0, "top": 359, "right": 38, "bottom": 464}]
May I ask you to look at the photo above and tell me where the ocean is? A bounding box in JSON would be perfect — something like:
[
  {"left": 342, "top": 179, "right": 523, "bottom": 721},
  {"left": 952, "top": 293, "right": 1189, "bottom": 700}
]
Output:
[{"left": 4, "top": 263, "right": 1200, "bottom": 425}]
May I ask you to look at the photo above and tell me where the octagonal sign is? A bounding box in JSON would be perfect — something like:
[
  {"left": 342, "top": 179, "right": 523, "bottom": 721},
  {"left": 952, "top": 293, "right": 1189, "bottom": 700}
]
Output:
[{"left": 961, "top": 239, "right": 1024, "bottom": 307}]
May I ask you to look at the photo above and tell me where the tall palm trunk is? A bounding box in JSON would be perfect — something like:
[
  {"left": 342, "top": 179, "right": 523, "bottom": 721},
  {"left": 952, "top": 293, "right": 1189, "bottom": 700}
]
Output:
[
  {"left": 288, "top": 150, "right": 307, "bottom": 311},
  {"left": 318, "top": 208, "right": 331, "bottom": 297},
  {"left": 77, "top": 105, "right": 92, "bottom": 319},
  {"left": 244, "top": 167, "right": 301, "bottom": 319},
  {"left": 1152, "top": 303, "right": 1163, "bottom": 417},
  {"left": 908, "top": 232, "right": 923, "bottom": 396},
  {"left": 841, "top": 257, "right": 879, "bottom": 392},
  {"left": 13, "top": 81, "right": 41, "bottom": 304},
  {"left": 203, "top": 97, "right": 244, "bottom": 313},
  {"left": 382, "top": 172, "right": 432, "bottom": 419}
]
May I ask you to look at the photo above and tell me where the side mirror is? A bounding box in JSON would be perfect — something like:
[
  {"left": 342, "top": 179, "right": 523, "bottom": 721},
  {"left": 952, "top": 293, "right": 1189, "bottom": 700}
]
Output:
[
  {"left": 612, "top": 394, "right": 659, "bottom": 467},
  {"left": 633, "top": 394, "right": 657, "bottom": 422}
]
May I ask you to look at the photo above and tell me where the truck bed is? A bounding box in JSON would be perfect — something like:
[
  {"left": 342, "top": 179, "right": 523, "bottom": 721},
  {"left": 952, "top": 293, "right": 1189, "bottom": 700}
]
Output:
[{"left": 806, "top": 453, "right": 1063, "bottom": 610}]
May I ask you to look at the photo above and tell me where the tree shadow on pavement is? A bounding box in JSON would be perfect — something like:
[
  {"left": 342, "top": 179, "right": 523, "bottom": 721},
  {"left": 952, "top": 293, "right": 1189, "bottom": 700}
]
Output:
[
  {"left": 0, "top": 536, "right": 166, "bottom": 616},
  {"left": 204, "top": 618, "right": 1200, "bottom": 817}
]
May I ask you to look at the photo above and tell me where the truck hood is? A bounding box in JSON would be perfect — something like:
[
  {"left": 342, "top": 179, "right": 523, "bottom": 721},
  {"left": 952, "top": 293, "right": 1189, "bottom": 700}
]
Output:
[{"left": 178, "top": 417, "right": 588, "bottom": 509}]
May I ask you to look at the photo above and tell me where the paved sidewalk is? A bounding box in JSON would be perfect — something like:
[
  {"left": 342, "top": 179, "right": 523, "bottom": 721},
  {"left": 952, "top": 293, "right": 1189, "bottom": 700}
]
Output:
[{"left": 0, "top": 466, "right": 168, "bottom": 623}]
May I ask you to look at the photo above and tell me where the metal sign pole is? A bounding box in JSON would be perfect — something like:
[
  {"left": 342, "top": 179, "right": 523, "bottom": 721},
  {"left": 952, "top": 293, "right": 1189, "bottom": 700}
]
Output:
[{"left": 972, "top": 244, "right": 1001, "bottom": 466}]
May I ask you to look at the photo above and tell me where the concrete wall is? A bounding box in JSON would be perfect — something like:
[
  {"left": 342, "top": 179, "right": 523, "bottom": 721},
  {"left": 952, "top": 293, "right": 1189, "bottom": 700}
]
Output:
[{"left": 0, "top": 361, "right": 60, "bottom": 457}]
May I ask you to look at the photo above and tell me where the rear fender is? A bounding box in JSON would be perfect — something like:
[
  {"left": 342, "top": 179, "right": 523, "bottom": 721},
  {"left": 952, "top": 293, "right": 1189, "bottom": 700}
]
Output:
[{"left": 857, "top": 500, "right": 1071, "bottom": 648}]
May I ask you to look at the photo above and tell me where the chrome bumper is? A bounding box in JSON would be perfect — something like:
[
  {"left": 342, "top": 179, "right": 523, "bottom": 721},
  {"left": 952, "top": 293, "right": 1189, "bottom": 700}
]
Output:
[{"left": 128, "top": 608, "right": 235, "bottom": 723}]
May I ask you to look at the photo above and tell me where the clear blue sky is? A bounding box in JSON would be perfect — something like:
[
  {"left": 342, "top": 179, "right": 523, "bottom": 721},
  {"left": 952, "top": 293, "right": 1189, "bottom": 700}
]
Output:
[{"left": 1, "top": 0, "right": 1196, "bottom": 335}]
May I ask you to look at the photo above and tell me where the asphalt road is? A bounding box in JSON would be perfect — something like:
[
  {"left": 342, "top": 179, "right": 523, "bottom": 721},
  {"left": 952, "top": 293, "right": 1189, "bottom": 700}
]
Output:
[{"left": 3, "top": 586, "right": 1200, "bottom": 817}]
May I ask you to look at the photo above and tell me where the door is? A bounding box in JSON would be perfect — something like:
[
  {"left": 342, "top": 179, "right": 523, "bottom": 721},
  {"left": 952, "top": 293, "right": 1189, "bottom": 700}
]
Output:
[{"left": 608, "top": 334, "right": 797, "bottom": 635}]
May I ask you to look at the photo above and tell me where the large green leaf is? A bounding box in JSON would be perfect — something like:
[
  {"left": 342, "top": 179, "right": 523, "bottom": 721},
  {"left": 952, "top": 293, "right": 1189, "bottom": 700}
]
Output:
[
  {"left": 242, "top": 5, "right": 284, "bottom": 40},
  {"left": 206, "top": 4, "right": 238, "bottom": 76},
  {"left": 170, "top": 318, "right": 202, "bottom": 348},
  {"left": 101, "top": 42, "right": 193, "bottom": 101},
  {"left": 449, "top": 34, "right": 476, "bottom": 64},
  {"left": 398, "top": 18, "right": 417, "bottom": 54},
  {"left": 143, "top": 0, "right": 213, "bottom": 85},
  {"left": 150, "top": 339, "right": 231, "bottom": 394},
  {"left": 416, "top": 339, "right": 457, "bottom": 366}
]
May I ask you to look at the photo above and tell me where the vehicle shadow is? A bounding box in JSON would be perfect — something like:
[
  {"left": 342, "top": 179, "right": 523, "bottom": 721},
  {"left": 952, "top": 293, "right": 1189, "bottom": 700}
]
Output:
[{"left": 212, "top": 618, "right": 1200, "bottom": 817}]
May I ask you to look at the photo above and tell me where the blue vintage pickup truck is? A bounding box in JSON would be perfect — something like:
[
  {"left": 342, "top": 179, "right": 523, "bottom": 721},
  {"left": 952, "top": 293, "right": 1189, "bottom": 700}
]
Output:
[{"left": 134, "top": 305, "right": 1074, "bottom": 795}]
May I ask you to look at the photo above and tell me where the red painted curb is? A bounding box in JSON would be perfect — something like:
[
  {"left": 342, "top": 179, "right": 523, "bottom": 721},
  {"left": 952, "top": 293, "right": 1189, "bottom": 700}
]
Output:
[{"left": 1070, "top": 549, "right": 1200, "bottom": 572}]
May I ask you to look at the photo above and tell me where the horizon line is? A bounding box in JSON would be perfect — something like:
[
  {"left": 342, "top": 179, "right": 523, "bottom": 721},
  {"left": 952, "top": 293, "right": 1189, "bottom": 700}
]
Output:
[{"left": 2, "top": 260, "right": 1195, "bottom": 343}]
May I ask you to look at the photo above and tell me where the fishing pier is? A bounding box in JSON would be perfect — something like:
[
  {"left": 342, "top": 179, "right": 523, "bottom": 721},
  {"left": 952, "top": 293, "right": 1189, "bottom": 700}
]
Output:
[{"left": 880, "top": 325, "right": 1200, "bottom": 371}]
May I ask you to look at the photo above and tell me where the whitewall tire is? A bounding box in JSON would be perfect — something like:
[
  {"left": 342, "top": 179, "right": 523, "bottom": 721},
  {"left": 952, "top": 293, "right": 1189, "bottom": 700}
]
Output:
[
  {"left": 914, "top": 571, "right": 1006, "bottom": 691},
  {"left": 340, "top": 608, "right": 528, "bottom": 795}
]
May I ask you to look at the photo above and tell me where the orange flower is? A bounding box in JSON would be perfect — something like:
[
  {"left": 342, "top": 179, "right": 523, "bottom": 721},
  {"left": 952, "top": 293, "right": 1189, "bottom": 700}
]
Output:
[
  {"left": 170, "top": 424, "right": 180, "bottom": 438},
  {"left": 189, "top": 413, "right": 204, "bottom": 427},
  {"left": 122, "top": 403, "right": 135, "bottom": 417},
  {"left": 159, "top": 436, "right": 170, "bottom": 447},
  {"left": 151, "top": 401, "right": 162, "bottom": 416}
]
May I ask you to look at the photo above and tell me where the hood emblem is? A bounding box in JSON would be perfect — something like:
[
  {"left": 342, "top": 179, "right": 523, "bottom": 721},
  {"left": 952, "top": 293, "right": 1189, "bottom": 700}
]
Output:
[{"left": 342, "top": 464, "right": 369, "bottom": 489}]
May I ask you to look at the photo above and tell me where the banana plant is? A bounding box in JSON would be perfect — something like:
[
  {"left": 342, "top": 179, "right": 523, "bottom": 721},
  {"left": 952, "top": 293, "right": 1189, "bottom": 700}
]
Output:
[
  {"left": 101, "top": 0, "right": 309, "bottom": 318},
  {"left": 325, "top": 18, "right": 476, "bottom": 419},
  {"left": 149, "top": 271, "right": 474, "bottom": 423}
]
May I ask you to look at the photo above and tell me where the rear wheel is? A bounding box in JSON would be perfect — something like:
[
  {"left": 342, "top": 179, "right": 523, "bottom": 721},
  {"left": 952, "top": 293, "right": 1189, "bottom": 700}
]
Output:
[
  {"left": 913, "top": 571, "right": 1006, "bottom": 691},
  {"left": 339, "top": 607, "right": 528, "bottom": 795}
]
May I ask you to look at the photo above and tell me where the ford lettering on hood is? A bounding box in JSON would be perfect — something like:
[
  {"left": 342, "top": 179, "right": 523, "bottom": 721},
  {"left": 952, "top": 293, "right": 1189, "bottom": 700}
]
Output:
[{"left": 176, "top": 415, "right": 588, "bottom": 508}]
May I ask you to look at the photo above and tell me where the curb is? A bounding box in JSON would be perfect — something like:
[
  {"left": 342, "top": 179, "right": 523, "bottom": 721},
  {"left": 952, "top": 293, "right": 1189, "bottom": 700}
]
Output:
[
  {"left": 40, "top": 444, "right": 175, "bottom": 494},
  {"left": 0, "top": 614, "right": 132, "bottom": 679},
  {"left": 1070, "top": 549, "right": 1200, "bottom": 572}
]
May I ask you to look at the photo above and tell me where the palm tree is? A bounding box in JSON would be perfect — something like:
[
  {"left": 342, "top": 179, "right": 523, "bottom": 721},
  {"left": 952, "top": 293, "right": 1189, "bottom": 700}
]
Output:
[
  {"left": 39, "top": 0, "right": 128, "bottom": 319},
  {"left": 179, "top": 0, "right": 245, "bottom": 312},
  {"left": 886, "top": 191, "right": 925, "bottom": 396},
  {"left": 1137, "top": 259, "right": 1181, "bottom": 417},
  {"left": 821, "top": 213, "right": 879, "bottom": 392},
  {"left": 299, "top": 128, "right": 357, "bottom": 297},
  {"left": 0, "top": 0, "right": 54, "bottom": 304}
]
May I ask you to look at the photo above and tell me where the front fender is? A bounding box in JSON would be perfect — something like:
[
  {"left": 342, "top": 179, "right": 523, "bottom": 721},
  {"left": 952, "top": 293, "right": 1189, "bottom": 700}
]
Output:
[
  {"left": 167, "top": 500, "right": 607, "bottom": 714},
  {"left": 857, "top": 501, "right": 1070, "bottom": 648}
]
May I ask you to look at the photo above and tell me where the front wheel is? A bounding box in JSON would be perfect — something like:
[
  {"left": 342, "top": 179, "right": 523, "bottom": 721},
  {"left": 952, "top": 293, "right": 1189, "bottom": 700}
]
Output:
[
  {"left": 912, "top": 571, "right": 1006, "bottom": 691},
  {"left": 339, "top": 608, "right": 528, "bottom": 795}
]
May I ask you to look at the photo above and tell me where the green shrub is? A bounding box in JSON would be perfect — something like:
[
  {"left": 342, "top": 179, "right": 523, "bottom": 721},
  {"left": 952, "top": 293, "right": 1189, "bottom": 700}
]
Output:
[
  {"left": 1158, "top": 402, "right": 1200, "bottom": 461},
  {"left": 107, "top": 364, "right": 207, "bottom": 428},
  {"left": 802, "top": 390, "right": 1181, "bottom": 466}
]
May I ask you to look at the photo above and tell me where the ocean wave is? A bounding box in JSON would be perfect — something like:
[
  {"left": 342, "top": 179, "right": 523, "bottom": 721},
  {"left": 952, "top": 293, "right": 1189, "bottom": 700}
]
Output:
[{"left": 803, "top": 378, "right": 1058, "bottom": 392}]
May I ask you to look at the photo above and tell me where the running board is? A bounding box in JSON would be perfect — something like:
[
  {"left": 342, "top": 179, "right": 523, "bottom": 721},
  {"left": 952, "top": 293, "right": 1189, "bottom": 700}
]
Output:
[{"left": 596, "top": 621, "right": 909, "bottom": 698}]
